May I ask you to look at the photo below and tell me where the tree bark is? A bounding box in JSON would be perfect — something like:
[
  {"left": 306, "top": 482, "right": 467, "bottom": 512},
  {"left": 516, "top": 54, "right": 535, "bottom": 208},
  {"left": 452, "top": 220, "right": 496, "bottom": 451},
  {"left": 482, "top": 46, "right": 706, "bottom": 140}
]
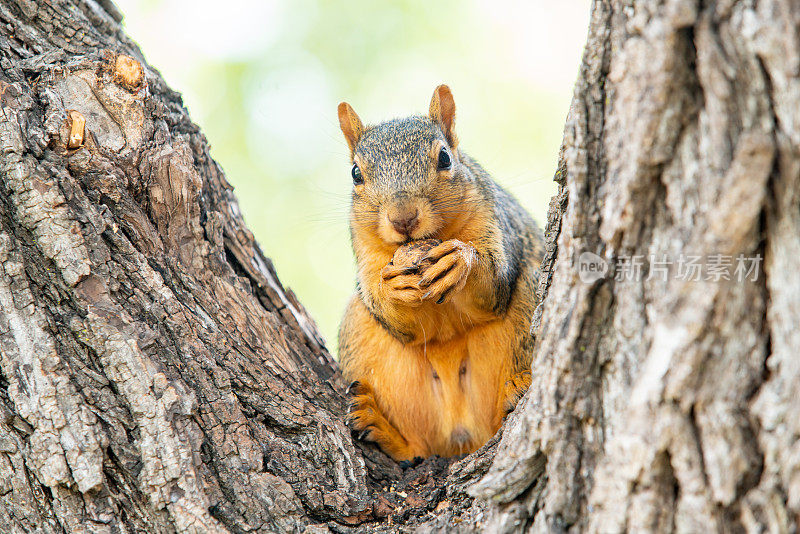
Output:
[
  {"left": 0, "top": 0, "right": 798, "bottom": 533},
  {"left": 471, "top": 0, "right": 800, "bottom": 532}
]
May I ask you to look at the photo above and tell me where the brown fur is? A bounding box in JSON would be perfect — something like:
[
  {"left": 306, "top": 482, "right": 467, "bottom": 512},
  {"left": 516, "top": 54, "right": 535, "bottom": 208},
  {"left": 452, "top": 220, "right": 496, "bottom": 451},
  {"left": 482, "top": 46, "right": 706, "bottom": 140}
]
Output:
[{"left": 338, "top": 85, "right": 544, "bottom": 460}]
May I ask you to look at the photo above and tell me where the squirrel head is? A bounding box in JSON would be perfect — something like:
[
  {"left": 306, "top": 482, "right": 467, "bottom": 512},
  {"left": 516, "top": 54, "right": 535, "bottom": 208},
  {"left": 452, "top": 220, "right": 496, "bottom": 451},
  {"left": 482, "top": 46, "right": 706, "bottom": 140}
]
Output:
[{"left": 338, "top": 85, "right": 476, "bottom": 246}]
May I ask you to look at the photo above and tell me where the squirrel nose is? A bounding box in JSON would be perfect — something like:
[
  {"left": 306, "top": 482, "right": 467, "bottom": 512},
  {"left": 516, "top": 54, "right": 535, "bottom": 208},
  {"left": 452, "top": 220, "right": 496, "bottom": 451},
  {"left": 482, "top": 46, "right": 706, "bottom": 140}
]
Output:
[{"left": 389, "top": 209, "right": 420, "bottom": 236}]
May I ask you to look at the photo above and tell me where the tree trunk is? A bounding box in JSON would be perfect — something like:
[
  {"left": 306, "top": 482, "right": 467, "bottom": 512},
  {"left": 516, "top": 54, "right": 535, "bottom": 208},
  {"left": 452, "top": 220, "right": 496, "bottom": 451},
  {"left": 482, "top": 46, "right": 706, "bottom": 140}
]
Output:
[
  {"left": 471, "top": 0, "right": 800, "bottom": 531},
  {"left": 0, "top": 0, "right": 797, "bottom": 533}
]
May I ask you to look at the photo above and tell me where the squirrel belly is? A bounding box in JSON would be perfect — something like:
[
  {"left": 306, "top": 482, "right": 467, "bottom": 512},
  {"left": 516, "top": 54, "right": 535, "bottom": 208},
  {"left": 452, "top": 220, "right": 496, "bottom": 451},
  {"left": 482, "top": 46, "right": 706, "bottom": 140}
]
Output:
[
  {"left": 340, "top": 258, "right": 538, "bottom": 459},
  {"left": 337, "top": 85, "right": 543, "bottom": 461}
]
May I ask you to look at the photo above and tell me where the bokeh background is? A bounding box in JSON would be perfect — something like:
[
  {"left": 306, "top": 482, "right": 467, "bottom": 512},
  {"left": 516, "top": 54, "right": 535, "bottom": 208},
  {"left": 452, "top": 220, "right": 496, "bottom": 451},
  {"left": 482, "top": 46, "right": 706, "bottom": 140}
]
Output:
[{"left": 115, "top": 0, "right": 591, "bottom": 355}]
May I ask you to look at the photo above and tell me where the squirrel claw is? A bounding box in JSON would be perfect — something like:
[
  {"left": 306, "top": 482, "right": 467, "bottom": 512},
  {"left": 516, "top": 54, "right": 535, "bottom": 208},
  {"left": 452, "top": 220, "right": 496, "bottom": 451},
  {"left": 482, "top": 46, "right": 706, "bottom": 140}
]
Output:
[
  {"left": 346, "top": 380, "right": 360, "bottom": 395},
  {"left": 500, "top": 370, "right": 532, "bottom": 414},
  {"left": 397, "top": 456, "right": 424, "bottom": 469}
]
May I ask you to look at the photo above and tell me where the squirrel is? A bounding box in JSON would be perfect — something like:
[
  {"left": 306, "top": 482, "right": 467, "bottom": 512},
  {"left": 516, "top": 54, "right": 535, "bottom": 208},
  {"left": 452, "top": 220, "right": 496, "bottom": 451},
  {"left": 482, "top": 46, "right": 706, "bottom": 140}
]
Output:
[{"left": 337, "top": 85, "right": 544, "bottom": 461}]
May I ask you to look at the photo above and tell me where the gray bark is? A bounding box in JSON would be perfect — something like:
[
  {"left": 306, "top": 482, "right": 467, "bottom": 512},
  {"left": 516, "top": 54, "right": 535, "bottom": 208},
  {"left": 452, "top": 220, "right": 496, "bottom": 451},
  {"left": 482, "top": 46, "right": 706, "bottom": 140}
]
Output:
[
  {"left": 471, "top": 0, "right": 800, "bottom": 531},
  {"left": 0, "top": 0, "right": 798, "bottom": 533}
]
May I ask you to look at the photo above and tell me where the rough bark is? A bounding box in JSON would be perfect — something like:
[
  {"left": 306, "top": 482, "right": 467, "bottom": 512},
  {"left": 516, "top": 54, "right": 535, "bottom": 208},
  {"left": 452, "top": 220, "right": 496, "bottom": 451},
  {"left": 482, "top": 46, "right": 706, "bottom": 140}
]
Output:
[
  {"left": 470, "top": 0, "right": 800, "bottom": 532},
  {"left": 1, "top": 0, "right": 799, "bottom": 533},
  {"left": 0, "top": 2, "right": 384, "bottom": 532}
]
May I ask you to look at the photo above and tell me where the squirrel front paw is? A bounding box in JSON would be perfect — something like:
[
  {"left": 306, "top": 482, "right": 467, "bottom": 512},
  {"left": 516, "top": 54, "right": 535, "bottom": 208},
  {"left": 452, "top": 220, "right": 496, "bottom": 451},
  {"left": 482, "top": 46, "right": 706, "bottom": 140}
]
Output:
[
  {"left": 499, "top": 370, "right": 532, "bottom": 414},
  {"left": 418, "top": 240, "right": 476, "bottom": 304},
  {"left": 345, "top": 381, "right": 415, "bottom": 460},
  {"left": 380, "top": 263, "right": 425, "bottom": 306}
]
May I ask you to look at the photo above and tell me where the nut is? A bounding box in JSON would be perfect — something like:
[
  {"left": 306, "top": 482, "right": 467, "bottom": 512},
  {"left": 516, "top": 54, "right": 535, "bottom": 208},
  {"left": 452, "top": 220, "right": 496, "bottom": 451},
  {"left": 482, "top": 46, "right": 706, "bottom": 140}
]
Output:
[{"left": 390, "top": 239, "right": 441, "bottom": 271}]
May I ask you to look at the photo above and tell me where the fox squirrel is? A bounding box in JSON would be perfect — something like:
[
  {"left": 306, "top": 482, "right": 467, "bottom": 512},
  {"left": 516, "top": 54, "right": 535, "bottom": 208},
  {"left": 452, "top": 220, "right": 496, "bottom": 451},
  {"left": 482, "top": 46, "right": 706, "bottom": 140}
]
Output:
[{"left": 337, "top": 85, "right": 544, "bottom": 461}]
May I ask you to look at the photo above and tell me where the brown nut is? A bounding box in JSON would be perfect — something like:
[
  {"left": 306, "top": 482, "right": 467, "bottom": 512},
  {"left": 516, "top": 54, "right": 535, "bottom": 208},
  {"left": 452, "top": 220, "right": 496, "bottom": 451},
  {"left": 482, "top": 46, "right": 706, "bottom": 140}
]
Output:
[{"left": 390, "top": 239, "right": 442, "bottom": 271}]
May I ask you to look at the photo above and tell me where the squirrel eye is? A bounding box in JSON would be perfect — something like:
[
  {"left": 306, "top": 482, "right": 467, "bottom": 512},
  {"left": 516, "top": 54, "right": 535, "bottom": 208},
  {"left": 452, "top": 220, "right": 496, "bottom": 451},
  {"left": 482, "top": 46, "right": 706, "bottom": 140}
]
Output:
[
  {"left": 437, "top": 147, "right": 452, "bottom": 170},
  {"left": 351, "top": 163, "right": 363, "bottom": 185}
]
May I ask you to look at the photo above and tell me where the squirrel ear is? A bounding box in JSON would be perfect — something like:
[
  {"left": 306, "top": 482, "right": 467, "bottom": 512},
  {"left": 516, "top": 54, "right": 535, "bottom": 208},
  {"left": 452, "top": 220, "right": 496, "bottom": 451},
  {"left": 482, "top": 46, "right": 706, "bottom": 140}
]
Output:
[
  {"left": 429, "top": 84, "right": 458, "bottom": 150},
  {"left": 338, "top": 102, "right": 364, "bottom": 156}
]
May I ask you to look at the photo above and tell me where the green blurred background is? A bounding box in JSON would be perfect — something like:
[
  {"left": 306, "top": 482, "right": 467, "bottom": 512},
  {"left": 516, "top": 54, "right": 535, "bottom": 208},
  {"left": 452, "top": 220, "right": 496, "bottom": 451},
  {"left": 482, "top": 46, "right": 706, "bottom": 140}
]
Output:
[{"left": 115, "top": 0, "right": 591, "bottom": 355}]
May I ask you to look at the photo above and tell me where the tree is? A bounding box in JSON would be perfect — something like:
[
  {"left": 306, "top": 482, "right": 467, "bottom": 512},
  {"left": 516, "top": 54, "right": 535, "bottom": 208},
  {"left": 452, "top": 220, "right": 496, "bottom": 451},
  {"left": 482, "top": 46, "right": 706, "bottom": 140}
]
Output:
[{"left": 0, "top": 0, "right": 797, "bottom": 532}]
